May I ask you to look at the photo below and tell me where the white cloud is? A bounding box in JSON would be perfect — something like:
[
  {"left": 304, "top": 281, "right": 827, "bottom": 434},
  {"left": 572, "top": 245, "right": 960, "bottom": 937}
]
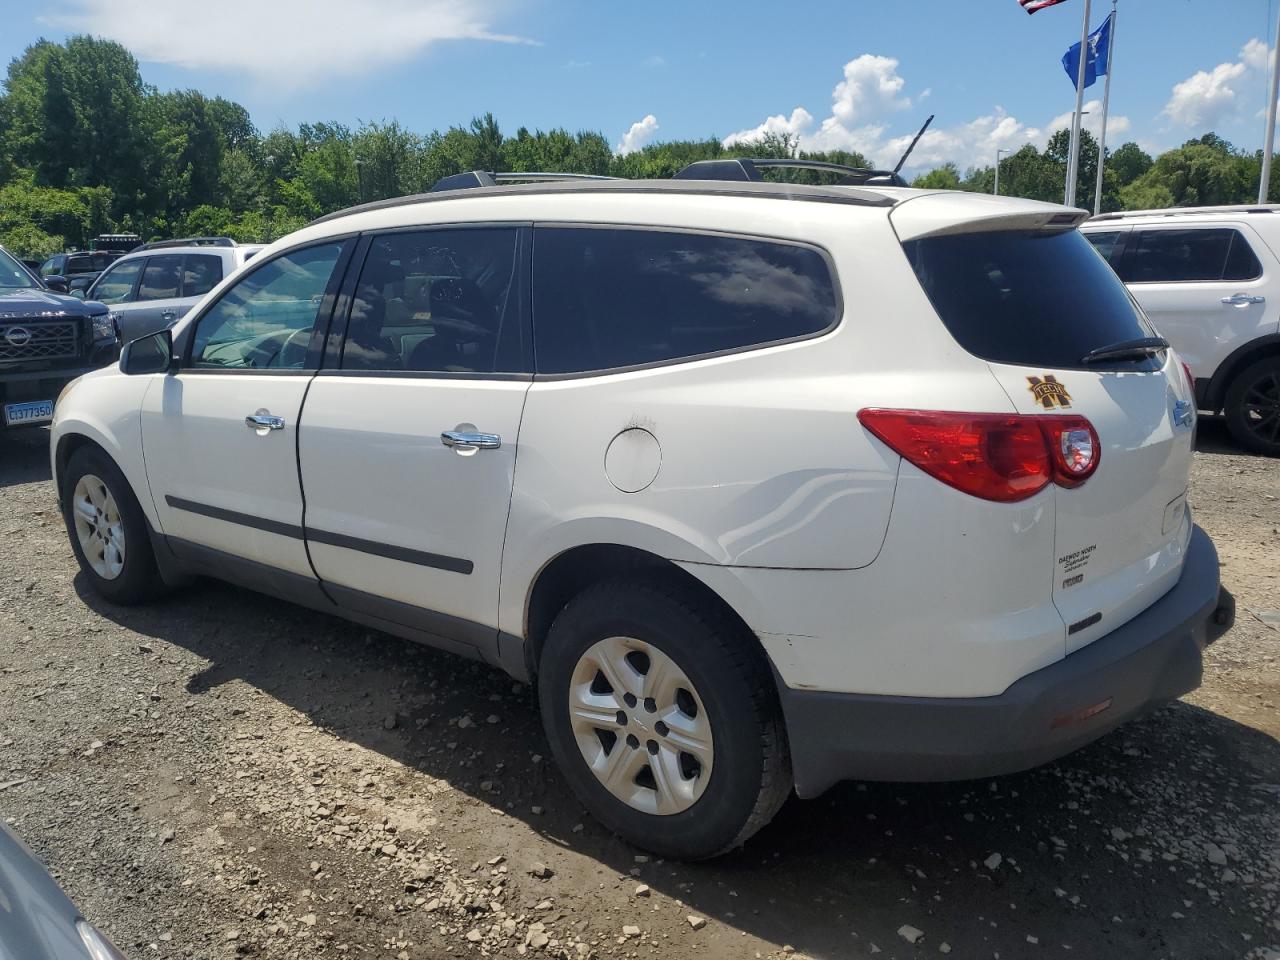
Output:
[
  {"left": 43, "top": 0, "right": 536, "bottom": 88},
  {"left": 723, "top": 54, "right": 1134, "bottom": 174},
  {"left": 721, "top": 107, "right": 814, "bottom": 148},
  {"left": 616, "top": 114, "right": 659, "bottom": 155},
  {"left": 1162, "top": 39, "right": 1268, "bottom": 129},
  {"left": 1046, "top": 99, "right": 1132, "bottom": 141}
]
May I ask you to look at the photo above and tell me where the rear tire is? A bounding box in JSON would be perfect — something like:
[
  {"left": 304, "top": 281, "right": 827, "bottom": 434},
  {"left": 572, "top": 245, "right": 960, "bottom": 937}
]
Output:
[
  {"left": 538, "top": 577, "right": 792, "bottom": 860},
  {"left": 61, "top": 446, "right": 166, "bottom": 605},
  {"left": 1223, "top": 357, "right": 1280, "bottom": 456}
]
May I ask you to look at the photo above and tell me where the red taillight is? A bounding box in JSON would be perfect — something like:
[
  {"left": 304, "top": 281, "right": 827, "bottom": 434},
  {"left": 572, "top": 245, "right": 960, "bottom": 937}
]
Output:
[
  {"left": 1180, "top": 360, "right": 1195, "bottom": 395},
  {"left": 858, "top": 409, "right": 1100, "bottom": 502}
]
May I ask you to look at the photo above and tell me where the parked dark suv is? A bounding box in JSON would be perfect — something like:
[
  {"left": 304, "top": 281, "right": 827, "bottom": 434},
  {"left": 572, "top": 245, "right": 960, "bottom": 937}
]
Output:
[{"left": 0, "top": 246, "right": 119, "bottom": 429}]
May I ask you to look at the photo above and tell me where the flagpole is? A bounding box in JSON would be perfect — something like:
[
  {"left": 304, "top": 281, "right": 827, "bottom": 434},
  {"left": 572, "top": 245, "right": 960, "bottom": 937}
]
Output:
[
  {"left": 1259, "top": 12, "right": 1280, "bottom": 203},
  {"left": 1092, "top": 1, "right": 1117, "bottom": 215},
  {"left": 1065, "top": 0, "right": 1093, "bottom": 207}
]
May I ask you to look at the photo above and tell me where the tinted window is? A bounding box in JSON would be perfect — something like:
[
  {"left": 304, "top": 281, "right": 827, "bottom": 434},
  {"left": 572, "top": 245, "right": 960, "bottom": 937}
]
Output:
[
  {"left": 138, "top": 255, "right": 183, "bottom": 300},
  {"left": 341, "top": 228, "right": 521, "bottom": 374},
  {"left": 1083, "top": 230, "right": 1123, "bottom": 264},
  {"left": 183, "top": 254, "right": 223, "bottom": 298},
  {"left": 40, "top": 256, "right": 63, "bottom": 277},
  {"left": 0, "top": 248, "right": 38, "bottom": 289},
  {"left": 1126, "top": 228, "right": 1262, "bottom": 283},
  {"left": 66, "top": 254, "right": 97, "bottom": 274},
  {"left": 903, "top": 229, "right": 1157, "bottom": 369},
  {"left": 190, "top": 243, "right": 344, "bottom": 369},
  {"left": 532, "top": 228, "right": 838, "bottom": 374},
  {"left": 90, "top": 258, "right": 143, "bottom": 304}
]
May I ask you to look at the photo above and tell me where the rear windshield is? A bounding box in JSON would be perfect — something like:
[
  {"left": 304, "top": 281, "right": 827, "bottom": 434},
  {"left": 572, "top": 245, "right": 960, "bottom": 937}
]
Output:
[{"left": 903, "top": 229, "right": 1159, "bottom": 370}]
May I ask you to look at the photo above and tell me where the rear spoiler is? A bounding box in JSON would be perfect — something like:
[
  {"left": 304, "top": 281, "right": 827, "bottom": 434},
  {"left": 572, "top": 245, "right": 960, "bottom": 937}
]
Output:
[{"left": 890, "top": 193, "right": 1089, "bottom": 242}]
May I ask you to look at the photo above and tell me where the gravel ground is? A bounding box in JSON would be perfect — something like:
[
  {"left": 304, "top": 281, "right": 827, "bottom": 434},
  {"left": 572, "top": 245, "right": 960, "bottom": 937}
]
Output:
[{"left": 1, "top": 419, "right": 1277, "bottom": 960}]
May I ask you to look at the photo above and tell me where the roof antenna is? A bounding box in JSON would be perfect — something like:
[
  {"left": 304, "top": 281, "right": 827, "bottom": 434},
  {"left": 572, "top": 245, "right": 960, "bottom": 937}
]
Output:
[{"left": 892, "top": 115, "right": 935, "bottom": 177}]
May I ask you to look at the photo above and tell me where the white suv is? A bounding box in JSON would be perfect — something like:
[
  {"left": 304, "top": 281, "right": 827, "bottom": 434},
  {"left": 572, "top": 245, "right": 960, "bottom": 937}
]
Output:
[
  {"left": 51, "top": 166, "right": 1235, "bottom": 859},
  {"left": 1082, "top": 206, "right": 1280, "bottom": 456}
]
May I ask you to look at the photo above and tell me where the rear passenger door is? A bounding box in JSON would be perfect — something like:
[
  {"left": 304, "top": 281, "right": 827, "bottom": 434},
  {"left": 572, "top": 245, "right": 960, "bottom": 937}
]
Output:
[
  {"left": 1118, "top": 224, "right": 1277, "bottom": 380},
  {"left": 297, "top": 226, "right": 531, "bottom": 656}
]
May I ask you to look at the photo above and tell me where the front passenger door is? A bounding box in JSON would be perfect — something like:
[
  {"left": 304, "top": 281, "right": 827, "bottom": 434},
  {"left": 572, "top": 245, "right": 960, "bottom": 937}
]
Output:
[{"left": 141, "top": 240, "right": 353, "bottom": 579}]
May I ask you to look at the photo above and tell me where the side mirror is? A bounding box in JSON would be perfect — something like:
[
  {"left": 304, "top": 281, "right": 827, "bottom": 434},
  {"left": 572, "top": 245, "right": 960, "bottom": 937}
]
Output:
[
  {"left": 44, "top": 275, "right": 69, "bottom": 293},
  {"left": 120, "top": 328, "right": 175, "bottom": 376},
  {"left": 70, "top": 288, "right": 86, "bottom": 299}
]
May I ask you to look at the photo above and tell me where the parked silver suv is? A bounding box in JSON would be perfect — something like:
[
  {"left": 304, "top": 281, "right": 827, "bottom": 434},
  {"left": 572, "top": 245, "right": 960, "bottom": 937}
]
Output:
[{"left": 85, "top": 237, "right": 262, "bottom": 343}]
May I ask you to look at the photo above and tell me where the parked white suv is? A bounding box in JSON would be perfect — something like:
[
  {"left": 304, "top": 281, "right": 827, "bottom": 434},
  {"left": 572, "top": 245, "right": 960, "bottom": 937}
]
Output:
[
  {"left": 51, "top": 166, "right": 1235, "bottom": 859},
  {"left": 85, "top": 237, "right": 263, "bottom": 344},
  {"left": 1083, "top": 206, "right": 1280, "bottom": 456}
]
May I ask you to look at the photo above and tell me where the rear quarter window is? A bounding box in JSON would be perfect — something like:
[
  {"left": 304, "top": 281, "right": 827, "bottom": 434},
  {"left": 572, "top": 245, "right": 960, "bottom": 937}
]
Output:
[
  {"left": 532, "top": 227, "right": 839, "bottom": 375},
  {"left": 903, "top": 229, "right": 1158, "bottom": 370},
  {"left": 1124, "top": 227, "right": 1262, "bottom": 283}
]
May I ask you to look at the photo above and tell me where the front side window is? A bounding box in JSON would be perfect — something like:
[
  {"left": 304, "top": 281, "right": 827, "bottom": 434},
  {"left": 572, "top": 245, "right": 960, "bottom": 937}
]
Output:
[
  {"left": 40, "top": 256, "right": 63, "bottom": 277},
  {"left": 138, "top": 255, "right": 184, "bottom": 301},
  {"left": 190, "top": 243, "right": 345, "bottom": 370},
  {"left": 183, "top": 254, "right": 223, "bottom": 298},
  {"left": 1125, "top": 228, "right": 1263, "bottom": 283},
  {"left": 532, "top": 227, "right": 839, "bottom": 375},
  {"left": 90, "top": 258, "right": 143, "bottom": 304},
  {"left": 341, "top": 228, "right": 521, "bottom": 374}
]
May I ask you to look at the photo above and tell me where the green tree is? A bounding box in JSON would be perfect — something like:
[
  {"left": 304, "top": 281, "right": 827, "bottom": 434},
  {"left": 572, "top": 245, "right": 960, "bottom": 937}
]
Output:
[{"left": 912, "top": 163, "right": 962, "bottom": 190}]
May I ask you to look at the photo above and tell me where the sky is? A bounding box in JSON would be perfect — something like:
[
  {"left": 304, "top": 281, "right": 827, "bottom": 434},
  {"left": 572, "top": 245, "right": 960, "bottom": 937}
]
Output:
[{"left": 1, "top": 0, "right": 1278, "bottom": 175}]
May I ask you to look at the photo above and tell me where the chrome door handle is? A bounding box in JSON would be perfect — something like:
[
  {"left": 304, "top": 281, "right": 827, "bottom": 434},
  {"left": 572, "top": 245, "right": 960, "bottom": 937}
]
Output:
[
  {"left": 1221, "top": 293, "right": 1265, "bottom": 305},
  {"left": 245, "top": 412, "right": 285, "bottom": 432},
  {"left": 441, "top": 430, "right": 501, "bottom": 450}
]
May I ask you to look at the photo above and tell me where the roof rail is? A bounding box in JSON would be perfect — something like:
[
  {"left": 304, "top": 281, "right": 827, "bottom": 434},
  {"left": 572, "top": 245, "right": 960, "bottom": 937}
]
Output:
[
  {"left": 1090, "top": 204, "right": 1280, "bottom": 222},
  {"left": 136, "top": 236, "right": 238, "bottom": 250},
  {"left": 674, "top": 158, "right": 908, "bottom": 187},
  {"left": 430, "top": 171, "right": 621, "bottom": 193}
]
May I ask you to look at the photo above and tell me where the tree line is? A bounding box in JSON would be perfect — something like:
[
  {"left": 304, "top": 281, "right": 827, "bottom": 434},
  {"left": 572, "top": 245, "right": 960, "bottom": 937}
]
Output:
[{"left": 1, "top": 36, "right": 1277, "bottom": 257}]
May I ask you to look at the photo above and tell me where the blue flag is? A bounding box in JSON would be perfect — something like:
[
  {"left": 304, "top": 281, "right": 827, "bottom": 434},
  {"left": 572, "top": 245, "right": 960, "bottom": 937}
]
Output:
[{"left": 1062, "top": 15, "right": 1112, "bottom": 89}]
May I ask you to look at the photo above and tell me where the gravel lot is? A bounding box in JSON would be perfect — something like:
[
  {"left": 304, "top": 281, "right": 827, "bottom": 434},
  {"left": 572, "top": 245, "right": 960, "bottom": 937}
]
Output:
[{"left": 1, "top": 420, "right": 1277, "bottom": 960}]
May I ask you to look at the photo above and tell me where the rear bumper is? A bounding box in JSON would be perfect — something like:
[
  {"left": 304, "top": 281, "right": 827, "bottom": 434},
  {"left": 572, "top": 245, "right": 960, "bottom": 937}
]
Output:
[{"left": 780, "top": 524, "right": 1234, "bottom": 798}]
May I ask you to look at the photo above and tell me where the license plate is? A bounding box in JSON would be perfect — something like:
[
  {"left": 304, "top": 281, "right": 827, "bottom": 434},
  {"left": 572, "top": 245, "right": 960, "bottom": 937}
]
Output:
[{"left": 3, "top": 400, "right": 54, "bottom": 426}]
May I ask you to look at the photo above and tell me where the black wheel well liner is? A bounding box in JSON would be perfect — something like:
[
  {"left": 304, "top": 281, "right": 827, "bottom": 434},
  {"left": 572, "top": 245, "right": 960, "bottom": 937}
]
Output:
[
  {"left": 521, "top": 543, "right": 771, "bottom": 682},
  {"left": 1205, "top": 334, "right": 1280, "bottom": 410},
  {"left": 53, "top": 432, "right": 108, "bottom": 501}
]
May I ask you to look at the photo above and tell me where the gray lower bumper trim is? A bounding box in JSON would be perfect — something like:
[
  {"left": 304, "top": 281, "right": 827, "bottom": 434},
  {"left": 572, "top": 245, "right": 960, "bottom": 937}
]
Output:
[{"left": 779, "top": 525, "right": 1233, "bottom": 797}]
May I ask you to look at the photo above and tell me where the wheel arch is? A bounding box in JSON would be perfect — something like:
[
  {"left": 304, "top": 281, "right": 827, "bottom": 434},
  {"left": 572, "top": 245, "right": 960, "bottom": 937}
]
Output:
[
  {"left": 1204, "top": 333, "right": 1280, "bottom": 411},
  {"left": 520, "top": 543, "right": 775, "bottom": 687}
]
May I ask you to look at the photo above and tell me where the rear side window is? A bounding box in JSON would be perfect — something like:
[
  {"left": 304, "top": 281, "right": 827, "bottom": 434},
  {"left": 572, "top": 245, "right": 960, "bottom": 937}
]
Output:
[
  {"left": 341, "top": 228, "right": 522, "bottom": 374},
  {"left": 532, "top": 227, "right": 838, "bottom": 375},
  {"left": 1124, "top": 228, "right": 1263, "bottom": 283},
  {"left": 1083, "top": 230, "right": 1123, "bottom": 265},
  {"left": 183, "top": 254, "right": 223, "bottom": 297},
  {"left": 138, "top": 255, "right": 183, "bottom": 300},
  {"left": 903, "top": 229, "right": 1156, "bottom": 370}
]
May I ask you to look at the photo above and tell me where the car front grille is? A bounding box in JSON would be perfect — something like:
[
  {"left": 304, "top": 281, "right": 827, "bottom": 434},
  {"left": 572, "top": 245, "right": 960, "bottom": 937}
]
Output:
[{"left": 0, "top": 320, "right": 80, "bottom": 363}]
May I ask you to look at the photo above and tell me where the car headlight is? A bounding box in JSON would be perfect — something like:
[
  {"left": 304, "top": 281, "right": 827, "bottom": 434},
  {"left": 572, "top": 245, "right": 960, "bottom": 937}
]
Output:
[
  {"left": 76, "top": 919, "right": 127, "bottom": 960},
  {"left": 90, "top": 312, "right": 117, "bottom": 342}
]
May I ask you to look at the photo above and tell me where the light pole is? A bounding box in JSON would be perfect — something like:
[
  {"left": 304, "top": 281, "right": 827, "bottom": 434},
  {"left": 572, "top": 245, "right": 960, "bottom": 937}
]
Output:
[
  {"left": 355, "top": 157, "right": 366, "bottom": 203},
  {"left": 993, "top": 149, "right": 1009, "bottom": 195}
]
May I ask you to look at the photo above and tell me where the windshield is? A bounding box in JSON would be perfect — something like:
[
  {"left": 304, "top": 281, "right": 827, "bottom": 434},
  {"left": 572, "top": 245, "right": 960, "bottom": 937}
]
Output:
[{"left": 0, "top": 249, "right": 39, "bottom": 290}]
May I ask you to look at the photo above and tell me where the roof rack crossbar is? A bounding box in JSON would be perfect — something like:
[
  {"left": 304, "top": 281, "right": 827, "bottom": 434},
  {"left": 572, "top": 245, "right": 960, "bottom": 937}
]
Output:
[
  {"left": 430, "top": 170, "right": 621, "bottom": 192},
  {"left": 137, "top": 236, "right": 237, "bottom": 250},
  {"left": 674, "top": 158, "right": 907, "bottom": 187}
]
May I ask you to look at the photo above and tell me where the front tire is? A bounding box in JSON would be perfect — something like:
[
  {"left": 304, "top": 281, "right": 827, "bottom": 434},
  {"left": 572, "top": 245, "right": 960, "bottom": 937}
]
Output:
[
  {"left": 1224, "top": 357, "right": 1280, "bottom": 456},
  {"left": 538, "top": 577, "right": 791, "bottom": 860},
  {"left": 61, "top": 446, "right": 166, "bottom": 604}
]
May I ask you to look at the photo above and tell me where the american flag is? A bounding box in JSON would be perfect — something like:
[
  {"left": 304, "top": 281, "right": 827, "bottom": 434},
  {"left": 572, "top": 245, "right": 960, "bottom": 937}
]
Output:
[{"left": 1018, "top": 0, "right": 1070, "bottom": 12}]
